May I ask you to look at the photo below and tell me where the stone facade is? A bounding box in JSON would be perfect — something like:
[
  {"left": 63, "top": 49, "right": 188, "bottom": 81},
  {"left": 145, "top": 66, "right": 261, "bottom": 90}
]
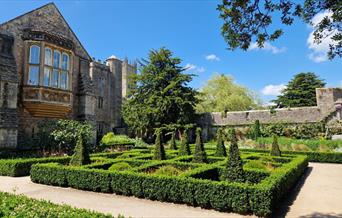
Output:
[{"left": 0, "top": 3, "right": 136, "bottom": 148}]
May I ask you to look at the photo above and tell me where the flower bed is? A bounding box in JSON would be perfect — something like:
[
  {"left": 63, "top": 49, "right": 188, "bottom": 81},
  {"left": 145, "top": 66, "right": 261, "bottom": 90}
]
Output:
[{"left": 30, "top": 149, "right": 308, "bottom": 217}]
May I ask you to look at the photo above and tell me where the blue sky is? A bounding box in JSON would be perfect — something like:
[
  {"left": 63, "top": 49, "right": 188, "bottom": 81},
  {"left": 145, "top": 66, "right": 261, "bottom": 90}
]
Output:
[{"left": 1, "top": 0, "right": 341, "bottom": 104}]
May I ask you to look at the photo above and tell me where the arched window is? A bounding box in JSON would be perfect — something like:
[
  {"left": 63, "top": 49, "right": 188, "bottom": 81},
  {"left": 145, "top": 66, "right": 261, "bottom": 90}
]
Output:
[{"left": 28, "top": 45, "right": 40, "bottom": 85}]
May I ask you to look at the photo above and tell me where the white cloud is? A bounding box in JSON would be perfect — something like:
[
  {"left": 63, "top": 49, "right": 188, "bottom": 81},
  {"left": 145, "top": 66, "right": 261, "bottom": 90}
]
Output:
[
  {"left": 184, "top": 63, "right": 205, "bottom": 73},
  {"left": 261, "top": 84, "right": 286, "bottom": 96},
  {"left": 249, "top": 42, "right": 286, "bottom": 54},
  {"left": 307, "top": 10, "right": 340, "bottom": 63},
  {"left": 205, "top": 54, "right": 220, "bottom": 61}
]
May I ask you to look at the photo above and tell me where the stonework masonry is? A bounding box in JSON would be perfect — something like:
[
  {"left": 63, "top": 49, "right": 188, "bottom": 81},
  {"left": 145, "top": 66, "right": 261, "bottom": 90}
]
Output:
[{"left": 0, "top": 3, "right": 136, "bottom": 148}]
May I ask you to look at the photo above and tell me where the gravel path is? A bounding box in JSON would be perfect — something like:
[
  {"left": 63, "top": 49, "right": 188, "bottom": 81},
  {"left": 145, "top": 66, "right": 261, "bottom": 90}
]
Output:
[{"left": 0, "top": 162, "right": 341, "bottom": 218}]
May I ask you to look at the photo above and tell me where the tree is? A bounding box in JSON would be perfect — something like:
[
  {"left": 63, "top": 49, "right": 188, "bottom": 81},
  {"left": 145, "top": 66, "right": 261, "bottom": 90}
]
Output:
[
  {"left": 169, "top": 131, "right": 178, "bottom": 150},
  {"left": 70, "top": 135, "right": 91, "bottom": 166},
  {"left": 225, "top": 129, "right": 245, "bottom": 182},
  {"left": 217, "top": 0, "right": 342, "bottom": 60},
  {"left": 193, "top": 128, "right": 207, "bottom": 163},
  {"left": 196, "top": 74, "right": 261, "bottom": 113},
  {"left": 122, "top": 48, "right": 198, "bottom": 139},
  {"left": 215, "top": 128, "right": 227, "bottom": 157},
  {"left": 270, "top": 135, "right": 281, "bottom": 156},
  {"left": 179, "top": 129, "right": 191, "bottom": 156},
  {"left": 252, "top": 120, "right": 261, "bottom": 140},
  {"left": 153, "top": 129, "right": 166, "bottom": 160},
  {"left": 273, "top": 72, "right": 325, "bottom": 107}
]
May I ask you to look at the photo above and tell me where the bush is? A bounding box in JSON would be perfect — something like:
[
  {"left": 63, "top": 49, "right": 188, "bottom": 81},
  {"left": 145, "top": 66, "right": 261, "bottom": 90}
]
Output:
[
  {"left": 101, "top": 132, "right": 135, "bottom": 146},
  {"left": 193, "top": 128, "right": 207, "bottom": 163},
  {"left": 215, "top": 128, "right": 227, "bottom": 157},
  {"left": 153, "top": 130, "right": 166, "bottom": 160},
  {"left": 169, "top": 131, "right": 177, "bottom": 150},
  {"left": 108, "top": 162, "right": 132, "bottom": 172},
  {"left": 154, "top": 165, "right": 182, "bottom": 176},
  {"left": 0, "top": 191, "right": 113, "bottom": 217},
  {"left": 252, "top": 120, "right": 261, "bottom": 140},
  {"left": 225, "top": 129, "right": 245, "bottom": 182},
  {"left": 179, "top": 129, "right": 191, "bottom": 156},
  {"left": 270, "top": 135, "right": 281, "bottom": 156},
  {"left": 70, "top": 135, "right": 91, "bottom": 166}
]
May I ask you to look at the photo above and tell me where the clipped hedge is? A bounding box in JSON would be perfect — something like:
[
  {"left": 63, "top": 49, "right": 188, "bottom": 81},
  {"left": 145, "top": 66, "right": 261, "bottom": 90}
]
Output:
[
  {"left": 0, "top": 156, "right": 70, "bottom": 177},
  {"left": 0, "top": 191, "right": 113, "bottom": 217},
  {"left": 31, "top": 155, "right": 308, "bottom": 217}
]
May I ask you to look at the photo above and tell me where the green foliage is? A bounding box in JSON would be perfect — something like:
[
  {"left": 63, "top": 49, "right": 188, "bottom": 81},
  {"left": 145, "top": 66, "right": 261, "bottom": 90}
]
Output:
[
  {"left": 154, "top": 165, "right": 182, "bottom": 176},
  {"left": 51, "top": 120, "right": 93, "bottom": 153},
  {"left": 70, "top": 135, "right": 91, "bottom": 166},
  {"left": 270, "top": 135, "right": 281, "bottom": 156},
  {"left": 196, "top": 74, "right": 261, "bottom": 113},
  {"left": 225, "top": 129, "right": 245, "bottom": 182},
  {"left": 215, "top": 128, "right": 227, "bottom": 157},
  {"left": 217, "top": 1, "right": 342, "bottom": 60},
  {"left": 273, "top": 73, "right": 325, "bottom": 108},
  {"left": 153, "top": 130, "right": 166, "bottom": 160},
  {"left": 122, "top": 48, "right": 198, "bottom": 137},
  {"left": 169, "top": 131, "right": 177, "bottom": 150},
  {"left": 193, "top": 128, "right": 207, "bottom": 163},
  {"left": 0, "top": 191, "right": 113, "bottom": 217},
  {"left": 108, "top": 162, "right": 132, "bottom": 172},
  {"left": 179, "top": 129, "right": 191, "bottom": 156},
  {"left": 252, "top": 120, "right": 261, "bottom": 140},
  {"left": 100, "top": 132, "right": 135, "bottom": 146}
]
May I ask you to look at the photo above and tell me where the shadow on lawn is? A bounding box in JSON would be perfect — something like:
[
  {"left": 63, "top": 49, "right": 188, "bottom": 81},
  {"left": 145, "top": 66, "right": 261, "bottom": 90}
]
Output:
[{"left": 272, "top": 166, "right": 313, "bottom": 218}]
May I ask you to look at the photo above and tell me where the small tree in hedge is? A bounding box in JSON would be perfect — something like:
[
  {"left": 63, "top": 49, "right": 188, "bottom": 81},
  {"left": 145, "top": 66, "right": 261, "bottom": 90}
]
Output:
[
  {"left": 70, "top": 134, "right": 91, "bottom": 166},
  {"left": 193, "top": 128, "right": 207, "bottom": 163},
  {"left": 226, "top": 128, "right": 245, "bottom": 182},
  {"left": 179, "top": 129, "right": 191, "bottom": 156},
  {"left": 215, "top": 128, "right": 227, "bottom": 157},
  {"left": 169, "top": 131, "right": 177, "bottom": 150},
  {"left": 252, "top": 120, "right": 261, "bottom": 140},
  {"left": 153, "top": 129, "right": 166, "bottom": 160},
  {"left": 270, "top": 135, "right": 281, "bottom": 156}
]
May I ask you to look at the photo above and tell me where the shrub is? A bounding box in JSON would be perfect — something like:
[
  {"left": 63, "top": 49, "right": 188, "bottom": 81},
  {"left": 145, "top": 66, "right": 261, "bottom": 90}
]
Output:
[
  {"left": 215, "top": 128, "right": 227, "bottom": 157},
  {"left": 225, "top": 129, "right": 245, "bottom": 182},
  {"left": 193, "top": 128, "right": 207, "bottom": 163},
  {"left": 270, "top": 135, "right": 281, "bottom": 156},
  {"left": 70, "top": 135, "right": 91, "bottom": 166},
  {"left": 154, "top": 165, "right": 182, "bottom": 176},
  {"left": 252, "top": 120, "right": 261, "bottom": 140},
  {"left": 100, "top": 132, "right": 135, "bottom": 146},
  {"left": 179, "top": 129, "right": 191, "bottom": 156},
  {"left": 108, "top": 162, "right": 132, "bottom": 172},
  {"left": 153, "top": 130, "right": 166, "bottom": 160},
  {"left": 169, "top": 131, "right": 177, "bottom": 150}
]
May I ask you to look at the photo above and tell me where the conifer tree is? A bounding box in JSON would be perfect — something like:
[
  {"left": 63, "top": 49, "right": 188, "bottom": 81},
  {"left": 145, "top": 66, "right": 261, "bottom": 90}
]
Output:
[
  {"left": 252, "top": 120, "right": 261, "bottom": 140},
  {"left": 70, "top": 135, "right": 91, "bottom": 166},
  {"left": 225, "top": 129, "right": 245, "bottom": 182},
  {"left": 270, "top": 135, "right": 281, "bottom": 156},
  {"left": 169, "top": 131, "right": 177, "bottom": 150},
  {"left": 215, "top": 128, "right": 227, "bottom": 157},
  {"left": 179, "top": 129, "right": 191, "bottom": 156},
  {"left": 193, "top": 128, "right": 207, "bottom": 163},
  {"left": 153, "top": 129, "right": 166, "bottom": 160}
]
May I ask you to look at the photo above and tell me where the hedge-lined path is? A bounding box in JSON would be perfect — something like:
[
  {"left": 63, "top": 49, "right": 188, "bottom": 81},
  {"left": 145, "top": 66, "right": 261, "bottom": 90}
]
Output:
[
  {"left": 0, "top": 176, "right": 252, "bottom": 218},
  {"left": 275, "top": 162, "right": 342, "bottom": 217}
]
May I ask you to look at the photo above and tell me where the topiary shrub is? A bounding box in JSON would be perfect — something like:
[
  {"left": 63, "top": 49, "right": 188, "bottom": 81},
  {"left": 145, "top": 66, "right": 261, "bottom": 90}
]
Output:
[
  {"left": 153, "top": 129, "right": 166, "bottom": 160},
  {"left": 69, "top": 135, "right": 91, "bottom": 166},
  {"left": 169, "top": 131, "right": 177, "bottom": 150},
  {"left": 154, "top": 165, "right": 182, "bottom": 176},
  {"left": 252, "top": 120, "right": 261, "bottom": 140},
  {"left": 270, "top": 135, "right": 281, "bottom": 156},
  {"left": 108, "top": 162, "right": 132, "bottom": 171},
  {"left": 215, "top": 128, "right": 227, "bottom": 157},
  {"left": 193, "top": 128, "right": 207, "bottom": 163},
  {"left": 179, "top": 129, "right": 191, "bottom": 156},
  {"left": 225, "top": 129, "right": 245, "bottom": 182}
]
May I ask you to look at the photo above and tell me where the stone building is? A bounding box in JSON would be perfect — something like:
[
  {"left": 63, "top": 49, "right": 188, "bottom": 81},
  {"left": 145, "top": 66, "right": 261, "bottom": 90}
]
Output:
[{"left": 0, "top": 3, "right": 136, "bottom": 149}]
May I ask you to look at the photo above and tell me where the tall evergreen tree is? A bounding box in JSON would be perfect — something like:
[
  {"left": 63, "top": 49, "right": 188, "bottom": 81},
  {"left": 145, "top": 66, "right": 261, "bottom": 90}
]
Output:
[
  {"left": 153, "top": 129, "right": 166, "bottom": 160},
  {"left": 215, "top": 128, "right": 227, "bottom": 157},
  {"left": 225, "top": 129, "right": 245, "bottom": 182},
  {"left": 193, "top": 128, "right": 207, "bottom": 163},
  {"left": 179, "top": 129, "right": 191, "bottom": 156},
  {"left": 169, "top": 131, "right": 177, "bottom": 150},
  {"left": 270, "top": 135, "right": 281, "bottom": 156},
  {"left": 252, "top": 120, "right": 261, "bottom": 140},
  {"left": 273, "top": 72, "right": 325, "bottom": 108},
  {"left": 70, "top": 135, "right": 91, "bottom": 166},
  {"left": 122, "top": 48, "right": 198, "bottom": 138}
]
